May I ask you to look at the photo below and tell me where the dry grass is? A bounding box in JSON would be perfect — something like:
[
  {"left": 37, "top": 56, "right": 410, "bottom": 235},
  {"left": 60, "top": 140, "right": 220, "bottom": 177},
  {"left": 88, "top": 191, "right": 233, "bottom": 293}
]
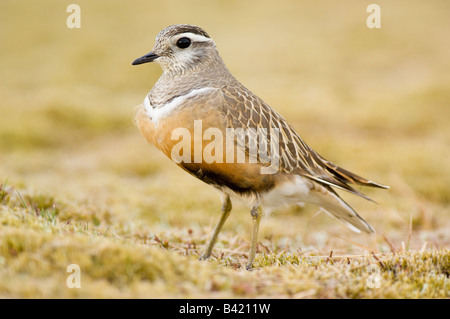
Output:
[{"left": 0, "top": 0, "right": 449, "bottom": 298}]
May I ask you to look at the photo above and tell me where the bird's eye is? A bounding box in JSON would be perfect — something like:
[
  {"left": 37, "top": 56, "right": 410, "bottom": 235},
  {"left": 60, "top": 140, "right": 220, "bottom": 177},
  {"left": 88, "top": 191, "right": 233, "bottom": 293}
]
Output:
[{"left": 176, "top": 37, "right": 191, "bottom": 49}]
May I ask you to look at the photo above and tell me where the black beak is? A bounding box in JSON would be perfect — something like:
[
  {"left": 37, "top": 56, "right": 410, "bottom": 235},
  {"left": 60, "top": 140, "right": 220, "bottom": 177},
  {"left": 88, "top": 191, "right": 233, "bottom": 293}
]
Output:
[{"left": 132, "top": 52, "right": 159, "bottom": 65}]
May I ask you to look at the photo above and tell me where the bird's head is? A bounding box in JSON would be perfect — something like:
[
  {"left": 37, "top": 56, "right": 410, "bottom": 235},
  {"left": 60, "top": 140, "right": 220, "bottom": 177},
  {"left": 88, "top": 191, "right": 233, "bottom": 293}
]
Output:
[{"left": 132, "top": 24, "right": 219, "bottom": 75}]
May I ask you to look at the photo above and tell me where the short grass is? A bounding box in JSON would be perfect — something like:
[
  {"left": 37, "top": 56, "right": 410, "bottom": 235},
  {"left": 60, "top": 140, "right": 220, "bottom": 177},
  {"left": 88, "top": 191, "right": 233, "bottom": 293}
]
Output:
[{"left": 0, "top": 0, "right": 449, "bottom": 298}]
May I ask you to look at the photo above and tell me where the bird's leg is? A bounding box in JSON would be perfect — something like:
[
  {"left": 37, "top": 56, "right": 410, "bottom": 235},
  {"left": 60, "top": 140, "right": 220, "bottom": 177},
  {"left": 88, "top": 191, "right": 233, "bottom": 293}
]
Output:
[
  {"left": 246, "top": 205, "right": 262, "bottom": 270},
  {"left": 199, "top": 195, "right": 232, "bottom": 260}
]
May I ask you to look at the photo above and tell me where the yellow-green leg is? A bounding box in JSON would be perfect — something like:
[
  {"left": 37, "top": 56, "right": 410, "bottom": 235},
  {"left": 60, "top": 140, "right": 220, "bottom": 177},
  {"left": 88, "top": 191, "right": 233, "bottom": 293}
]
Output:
[
  {"left": 199, "top": 195, "right": 232, "bottom": 260},
  {"left": 246, "top": 205, "right": 262, "bottom": 270}
]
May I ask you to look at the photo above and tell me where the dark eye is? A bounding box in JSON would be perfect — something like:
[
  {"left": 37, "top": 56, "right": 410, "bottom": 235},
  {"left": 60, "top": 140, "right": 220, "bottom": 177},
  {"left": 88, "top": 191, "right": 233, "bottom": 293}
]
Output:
[{"left": 176, "top": 37, "right": 191, "bottom": 49}]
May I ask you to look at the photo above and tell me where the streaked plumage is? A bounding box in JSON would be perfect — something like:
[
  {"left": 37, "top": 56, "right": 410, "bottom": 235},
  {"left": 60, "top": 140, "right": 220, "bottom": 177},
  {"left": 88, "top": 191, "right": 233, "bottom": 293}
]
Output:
[{"left": 132, "top": 24, "right": 389, "bottom": 269}]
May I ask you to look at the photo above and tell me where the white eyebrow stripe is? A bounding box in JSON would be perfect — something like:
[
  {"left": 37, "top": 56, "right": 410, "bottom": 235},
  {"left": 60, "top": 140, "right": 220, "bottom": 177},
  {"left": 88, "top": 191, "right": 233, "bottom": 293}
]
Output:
[{"left": 175, "top": 32, "right": 212, "bottom": 43}]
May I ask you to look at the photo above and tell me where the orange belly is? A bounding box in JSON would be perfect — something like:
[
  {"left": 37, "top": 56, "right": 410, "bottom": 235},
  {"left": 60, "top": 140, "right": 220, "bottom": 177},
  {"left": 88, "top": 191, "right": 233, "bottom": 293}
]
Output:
[{"left": 134, "top": 104, "right": 284, "bottom": 195}]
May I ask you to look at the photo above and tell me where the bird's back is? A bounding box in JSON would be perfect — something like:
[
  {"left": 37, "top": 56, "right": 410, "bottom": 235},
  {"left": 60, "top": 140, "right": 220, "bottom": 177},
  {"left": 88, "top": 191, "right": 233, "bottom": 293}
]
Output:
[{"left": 217, "top": 79, "right": 389, "bottom": 197}]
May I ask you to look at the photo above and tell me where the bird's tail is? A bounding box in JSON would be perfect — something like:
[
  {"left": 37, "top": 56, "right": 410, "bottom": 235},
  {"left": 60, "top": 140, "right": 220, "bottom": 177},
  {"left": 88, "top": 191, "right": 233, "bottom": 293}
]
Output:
[
  {"left": 308, "top": 184, "right": 375, "bottom": 234},
  {"left": 307, "top": 151, "right": 389, "bottom": 203}
]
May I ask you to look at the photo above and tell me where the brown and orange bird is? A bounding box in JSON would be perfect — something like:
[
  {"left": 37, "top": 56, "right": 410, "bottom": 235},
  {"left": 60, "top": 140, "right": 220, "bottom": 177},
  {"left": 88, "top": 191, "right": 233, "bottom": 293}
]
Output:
[{"left": 132, "top": 25, "right": 388, "bottom": 269}]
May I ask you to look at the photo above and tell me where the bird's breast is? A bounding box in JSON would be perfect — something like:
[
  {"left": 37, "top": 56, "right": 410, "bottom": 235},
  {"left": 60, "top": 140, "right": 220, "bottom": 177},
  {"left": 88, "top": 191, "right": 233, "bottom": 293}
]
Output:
[
  {"left": 144, "top": 87, "right": 217, "bottom": 124},
  {"left": 135, "top": 98, "right": 284, "bottom": 196}
]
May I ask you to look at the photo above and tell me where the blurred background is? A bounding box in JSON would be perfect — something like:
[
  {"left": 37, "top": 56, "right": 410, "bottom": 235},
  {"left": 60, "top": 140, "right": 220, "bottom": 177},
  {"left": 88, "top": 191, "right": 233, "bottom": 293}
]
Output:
[{"left": 0, "top": 0, "right": 449, "bottom": 274}]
